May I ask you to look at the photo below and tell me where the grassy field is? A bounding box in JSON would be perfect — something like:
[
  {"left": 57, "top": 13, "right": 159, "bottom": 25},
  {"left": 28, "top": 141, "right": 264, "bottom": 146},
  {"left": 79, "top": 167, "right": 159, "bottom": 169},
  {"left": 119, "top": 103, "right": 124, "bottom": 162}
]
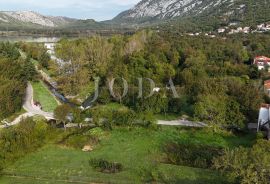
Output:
[
  {"left": 32, "top": 81, "right": 58, "bottom": 112},
  {"left": 0, "top": 127, "right": 256, "bottom": 184}
]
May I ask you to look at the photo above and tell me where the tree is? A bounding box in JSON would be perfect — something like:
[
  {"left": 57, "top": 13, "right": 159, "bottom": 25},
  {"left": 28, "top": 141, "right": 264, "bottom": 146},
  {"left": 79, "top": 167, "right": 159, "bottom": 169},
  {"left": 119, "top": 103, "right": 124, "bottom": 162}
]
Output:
[
  {"left": 22, "top": 60, "right": 38, "bottom": 81},
  {"left": 39, "top": 52, "right": 50, "bottom": 69},
  {"left": 54, "top": 104, "right": 72, "bottom": 130},
  {"left": 194, "top": 95, "right": 227, "bottom": 130},
  {"left": 225, "top": 99, "right": 246, "bottom": 128},
  {"left": 72, "top": 108, "right": 84, "bottom": 128}
]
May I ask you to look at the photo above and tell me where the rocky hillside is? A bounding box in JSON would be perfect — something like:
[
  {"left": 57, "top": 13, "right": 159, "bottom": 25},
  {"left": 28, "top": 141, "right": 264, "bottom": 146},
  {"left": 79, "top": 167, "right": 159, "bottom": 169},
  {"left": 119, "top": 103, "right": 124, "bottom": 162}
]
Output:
[
  {"left": 0, "top": 11, "right": 76, "bottom": 28},
  {"left": 113, "top": 0, "right": 270, "bottom": 27},
  {"left": 115, "top": 0, "right": 226, "bottom": 20}
]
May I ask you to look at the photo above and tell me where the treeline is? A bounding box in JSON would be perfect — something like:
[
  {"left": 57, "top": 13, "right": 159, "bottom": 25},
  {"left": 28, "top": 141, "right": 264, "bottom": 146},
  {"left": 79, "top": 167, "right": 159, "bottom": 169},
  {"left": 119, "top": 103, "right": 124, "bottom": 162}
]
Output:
[
  {"left": 53, "top": 31, "right": 268, "bottom": 128},
  {"left": 0, "top": 42, "right": 36, "bottom": 119}
]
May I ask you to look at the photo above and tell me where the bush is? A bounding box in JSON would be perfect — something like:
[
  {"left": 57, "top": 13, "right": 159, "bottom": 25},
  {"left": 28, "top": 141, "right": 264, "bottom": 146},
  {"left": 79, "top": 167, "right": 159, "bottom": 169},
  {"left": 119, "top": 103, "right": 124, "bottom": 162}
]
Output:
[
  {"left": 135, "top": 111, "right": 157, "bottom": 128},
  {"left": 86, "top": 128, "right": 106, "bottom": 139},
  {"left": 112, "top": 109, "right": 136, "bottom": 126},
  {"left": 90, "top": 105, "right": 156, "bottom": 128},
  {"left": 89, "top": 159, "right": 123, "bottom": 173},
  {"left": 64, "top": 135, "right": 90, "bottom": 149},
  {"left": 213, "top": 140, "right": 270, "bottom": 184},
  {"left": 164, "top": 143, "right": 223, "bottom": 168}
]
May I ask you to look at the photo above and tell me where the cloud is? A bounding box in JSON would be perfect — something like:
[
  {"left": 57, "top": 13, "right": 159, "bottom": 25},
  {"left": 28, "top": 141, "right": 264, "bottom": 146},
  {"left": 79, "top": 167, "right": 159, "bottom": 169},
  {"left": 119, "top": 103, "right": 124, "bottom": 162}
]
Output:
[{"left": 0, "top": 0, "right": 141, "bottom": 20}]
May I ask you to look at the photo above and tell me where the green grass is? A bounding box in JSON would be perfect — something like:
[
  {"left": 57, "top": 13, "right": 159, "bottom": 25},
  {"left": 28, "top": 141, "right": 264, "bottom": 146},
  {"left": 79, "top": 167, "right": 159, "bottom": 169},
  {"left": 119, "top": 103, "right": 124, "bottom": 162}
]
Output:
[
  {"left": 31, "top": 81, "right": 58, "bottom": 112},
  {"left": 93, "top": 103, "right": 129, "bottom": 111},
  {"left": 0, "top": 127, "right": 256, "bottom": 184}
]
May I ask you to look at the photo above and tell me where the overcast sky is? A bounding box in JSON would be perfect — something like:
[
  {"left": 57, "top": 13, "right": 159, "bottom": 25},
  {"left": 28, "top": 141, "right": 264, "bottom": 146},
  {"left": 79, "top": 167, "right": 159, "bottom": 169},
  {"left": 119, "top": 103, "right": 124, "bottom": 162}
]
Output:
[{"left": 0, "top": 0, "right": 141, "bottom": 21}]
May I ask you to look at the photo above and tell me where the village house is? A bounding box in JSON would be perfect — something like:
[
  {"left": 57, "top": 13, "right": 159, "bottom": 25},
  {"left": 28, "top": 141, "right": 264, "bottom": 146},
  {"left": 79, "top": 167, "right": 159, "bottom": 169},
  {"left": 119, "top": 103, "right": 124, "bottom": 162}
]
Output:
[
  {"left": 253, "top": 56, "right": 270, "bottom": 70},
  {"left": 218, "top": 28, "right": 226, "bottom": 33},
  {"left": 243, "top": 27, "right": 250, "bottom": 34}
]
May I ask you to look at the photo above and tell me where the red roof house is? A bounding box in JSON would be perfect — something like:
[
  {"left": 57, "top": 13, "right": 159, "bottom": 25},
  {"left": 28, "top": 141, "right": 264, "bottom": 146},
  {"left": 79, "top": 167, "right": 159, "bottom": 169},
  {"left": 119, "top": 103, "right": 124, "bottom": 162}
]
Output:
[{"left": 254, "top": 56, "right": 270, "bottom": 70}]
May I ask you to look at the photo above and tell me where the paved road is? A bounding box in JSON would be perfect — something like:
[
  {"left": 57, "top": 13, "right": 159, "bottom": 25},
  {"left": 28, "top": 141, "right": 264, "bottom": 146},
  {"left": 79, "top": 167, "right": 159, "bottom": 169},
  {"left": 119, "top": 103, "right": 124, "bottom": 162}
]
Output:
[
  {"left": 23, "top": 82, "right": 54, "bottom": 120},
  {"left": 1, "top": 83, "right": 55, "bottom": 128},
  {"left": 157, "top": 119, "right": 207, "bottom": 127}
]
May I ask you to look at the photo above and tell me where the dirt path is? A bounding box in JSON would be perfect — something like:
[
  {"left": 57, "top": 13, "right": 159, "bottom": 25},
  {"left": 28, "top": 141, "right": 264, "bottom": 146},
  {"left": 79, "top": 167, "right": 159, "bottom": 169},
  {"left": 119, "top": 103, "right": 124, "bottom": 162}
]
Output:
[{"left": 157, "top": 119, "right": 207, "bottom": 127}]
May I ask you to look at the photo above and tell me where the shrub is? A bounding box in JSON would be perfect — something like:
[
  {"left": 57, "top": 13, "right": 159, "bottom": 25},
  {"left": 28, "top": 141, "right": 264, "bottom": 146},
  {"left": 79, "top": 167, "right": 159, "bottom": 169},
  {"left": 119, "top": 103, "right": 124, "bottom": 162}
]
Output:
[
  {"left": 86, "top": 127, "right": 106, "bottom": 138},
  {"left": 89, "top": 159, "right": 123, "bottom": 173},
  {"left": 164, "top": 142, "right": 223, "bottom": 168},
  {"left": 213, "top": 140, "right": 270, "bottom": 184},
  {"left": 111, "top": 109, "right": 136, "bottom": 126},
  {"left": 64, "top": 135, "right": 90, "bottom": 149}
]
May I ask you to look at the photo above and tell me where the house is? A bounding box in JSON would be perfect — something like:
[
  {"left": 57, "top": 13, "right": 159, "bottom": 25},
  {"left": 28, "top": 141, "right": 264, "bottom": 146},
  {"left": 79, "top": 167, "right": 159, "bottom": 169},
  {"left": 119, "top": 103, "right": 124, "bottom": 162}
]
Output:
[
  {"left": 229, "top": 22, "right": 239, "bottom": 26},
  {"left": 236, "top": 27, "right": 243, "bottom": 32},
  {"left": 153, "top": 87, "right": 161, "bottom": 92},
  {"left": 218, "top": 28, "right": 226, "bottom": 33},
  {"left": 257, "top": 23, "right": 265, "bottom": 29},
  {"left": 243, "top": 27, "right": 250, "bottom": 34},
  {"left": 253, "top": 56, "right": 270, "bottom": 70}
]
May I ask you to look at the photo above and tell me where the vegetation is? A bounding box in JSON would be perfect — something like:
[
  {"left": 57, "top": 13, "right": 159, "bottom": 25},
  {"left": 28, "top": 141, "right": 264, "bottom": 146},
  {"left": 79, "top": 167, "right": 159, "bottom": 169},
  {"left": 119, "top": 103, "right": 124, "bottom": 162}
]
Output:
[
  {"left": 89, "top": 159, "right": 123, "bottom": 173},
  {"left": 53, "top": 31, "right": 269, "bottom": 129},
  {"left": 0, "top": 118, "right": 54, "bottom": 170},
  {"left": 0, "top": 42, "right": 37, "bottom": 119},
  {"left": 19, "top": 42, "right": 51, "bottom": 69},
  {"left": 1, "top": 127, "right": 251, "bottom": 183},
  {"left": 1, "top": 29, "right": 270, "bottom": 184},
  {"left": 213, "top": 140, "right": 270, "bottom": 184}
]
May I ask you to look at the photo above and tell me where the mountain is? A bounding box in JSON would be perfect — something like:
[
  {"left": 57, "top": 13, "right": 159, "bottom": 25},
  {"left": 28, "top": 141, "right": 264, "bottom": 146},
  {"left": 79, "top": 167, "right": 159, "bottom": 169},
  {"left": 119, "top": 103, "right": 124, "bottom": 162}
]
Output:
[
  {"left": 0, "top": 11, "right": 77, "bottom": 28},
  {"left": 113, "top": 0, "right": 270, "bottom": 29},
  {"left": 0, "top": 11, "right": 113, "bottom": 32}
]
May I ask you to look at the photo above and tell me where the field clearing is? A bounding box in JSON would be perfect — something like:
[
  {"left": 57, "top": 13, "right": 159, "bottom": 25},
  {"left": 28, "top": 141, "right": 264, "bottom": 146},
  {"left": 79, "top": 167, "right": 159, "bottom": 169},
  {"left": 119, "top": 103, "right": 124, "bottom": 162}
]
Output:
[
  {"left": 0, "top": 127, "right": 256, "bottom": 184},
  {"left": 32, "top": 81, "right": 58, "bottom": 112}
]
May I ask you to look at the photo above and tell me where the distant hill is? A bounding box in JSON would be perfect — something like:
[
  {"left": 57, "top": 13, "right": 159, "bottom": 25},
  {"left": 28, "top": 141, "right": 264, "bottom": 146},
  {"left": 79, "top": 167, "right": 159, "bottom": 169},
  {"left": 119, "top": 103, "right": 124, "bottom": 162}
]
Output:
[
  {"left": 0, "top": 11, "right": 107, "bottom": 31},
  {"left": 0, "top": 11, "right": 76, "bottom": 29}
]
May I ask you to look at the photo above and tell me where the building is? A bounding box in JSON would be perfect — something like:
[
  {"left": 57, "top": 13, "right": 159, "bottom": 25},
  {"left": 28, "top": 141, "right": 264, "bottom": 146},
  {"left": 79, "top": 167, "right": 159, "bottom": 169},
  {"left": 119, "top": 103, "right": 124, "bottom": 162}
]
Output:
[
  {"left": 218, "top": 28, "right": 226, "bottom": 33},
  {"left": 243, "top": 27, "right": 250, "bottom": 34},
  {"left": 257, "top": 104, "right": 270, "bottom": 139},
  {"left": 253, "top": 56, "right": 270, "bottom": 70}
]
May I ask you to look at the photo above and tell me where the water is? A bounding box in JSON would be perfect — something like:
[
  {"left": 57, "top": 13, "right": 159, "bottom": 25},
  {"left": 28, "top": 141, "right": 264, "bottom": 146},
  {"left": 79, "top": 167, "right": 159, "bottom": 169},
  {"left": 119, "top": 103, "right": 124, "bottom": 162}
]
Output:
[{"left": 0, "top": 36, "right": 60, "bottom": 43}]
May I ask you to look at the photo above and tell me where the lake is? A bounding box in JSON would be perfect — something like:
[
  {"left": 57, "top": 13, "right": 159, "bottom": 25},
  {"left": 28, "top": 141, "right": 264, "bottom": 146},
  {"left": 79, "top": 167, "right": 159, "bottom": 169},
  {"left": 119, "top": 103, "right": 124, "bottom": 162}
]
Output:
[{"left": 0, "top": 36, "right": 61, "bottom": 43}]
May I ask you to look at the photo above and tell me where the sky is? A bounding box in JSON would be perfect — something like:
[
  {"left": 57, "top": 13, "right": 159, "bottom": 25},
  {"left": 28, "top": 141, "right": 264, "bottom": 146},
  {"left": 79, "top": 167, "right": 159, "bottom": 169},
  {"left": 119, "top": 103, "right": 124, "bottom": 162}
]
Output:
[{"left": 0, "top": 0, "right": 141, "bottom": 21}]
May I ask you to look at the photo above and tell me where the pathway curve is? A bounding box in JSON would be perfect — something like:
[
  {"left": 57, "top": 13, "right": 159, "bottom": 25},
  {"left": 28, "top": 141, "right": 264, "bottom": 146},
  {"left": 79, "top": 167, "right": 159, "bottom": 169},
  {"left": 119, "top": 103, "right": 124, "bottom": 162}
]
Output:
[
  {"left": 22, "top": 82, "right": 54, "bottom": 120},
  {"left": 1, "top": 83, "right": 55, "bottom": 128}
]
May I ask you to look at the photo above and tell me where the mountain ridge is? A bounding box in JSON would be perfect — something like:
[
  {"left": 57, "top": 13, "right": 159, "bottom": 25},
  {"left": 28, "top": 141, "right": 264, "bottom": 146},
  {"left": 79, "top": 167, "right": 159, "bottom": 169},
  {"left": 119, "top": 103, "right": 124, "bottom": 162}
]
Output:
[{"left": 112, "top": 0, "right": 270, "bottom": 29}]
